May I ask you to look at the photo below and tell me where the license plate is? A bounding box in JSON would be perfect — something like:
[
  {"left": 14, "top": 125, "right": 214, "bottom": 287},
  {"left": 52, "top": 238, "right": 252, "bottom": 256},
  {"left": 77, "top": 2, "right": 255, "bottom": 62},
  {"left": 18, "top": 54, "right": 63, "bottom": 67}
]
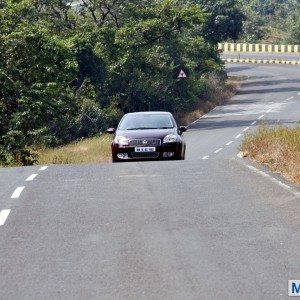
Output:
[{"left": 135, "top": 147, "right": 156, "bottom": 152}]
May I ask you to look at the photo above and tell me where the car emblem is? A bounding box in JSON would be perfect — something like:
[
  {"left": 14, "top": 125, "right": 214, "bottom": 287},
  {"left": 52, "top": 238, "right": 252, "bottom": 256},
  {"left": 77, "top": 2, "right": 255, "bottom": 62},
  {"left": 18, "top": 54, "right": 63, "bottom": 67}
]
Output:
[{"left": 142, "top": 140, "right": 147, "bottom": 145}]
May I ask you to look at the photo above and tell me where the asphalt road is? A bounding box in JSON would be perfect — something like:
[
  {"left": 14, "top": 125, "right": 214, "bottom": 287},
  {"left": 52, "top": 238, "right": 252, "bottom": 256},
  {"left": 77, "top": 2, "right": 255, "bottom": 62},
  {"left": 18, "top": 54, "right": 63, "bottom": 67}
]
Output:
[
  {"left": 222, "top": 52, "right": 300, "bottom": 61},
  {"left": 1, "top": 64, "right": 300, "bottom": 299},
  {"left": 186, "top": 63, "right": 300, "bottom": 160}
]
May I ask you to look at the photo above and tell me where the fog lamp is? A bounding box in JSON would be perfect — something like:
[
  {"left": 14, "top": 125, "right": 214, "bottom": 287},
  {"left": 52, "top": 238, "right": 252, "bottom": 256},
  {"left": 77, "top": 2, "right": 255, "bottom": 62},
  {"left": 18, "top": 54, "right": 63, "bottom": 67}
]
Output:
[
  {"left": 117, "top": 153, "right": 129, "bottom": 159},
  {"left": 163, "top": 152, "right": 175, "bottom": 157}
]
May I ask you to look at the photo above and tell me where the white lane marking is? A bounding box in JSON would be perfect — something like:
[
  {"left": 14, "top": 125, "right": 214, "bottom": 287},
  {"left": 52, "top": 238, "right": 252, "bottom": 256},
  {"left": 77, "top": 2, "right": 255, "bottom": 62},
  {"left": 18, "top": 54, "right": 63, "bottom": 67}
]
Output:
[
  {"left": 258, "top": 114, "right": 264, "bottom": 119},
  {"left": 26, "top": 174, "right": 38, "bottom": 181},
  {"left": 298, "top": 93, "right": 300, "bottom": 95},
  {"left": 235, "top": 134, "right": 242, "bottom": 139},
  {"left": 286, "top": 97, "right": 294, "bottom": 100},
  {"left": 11, "top": 186, "right": 25, "bottom": 199},
  {"left": 0, "top": 210, "right": 11, "bottom": 226},
  {"left": 251, "top": 121, "right": 257, "bottom": 126},
  {"left": 214, "top": 148, "right": 223, "bottom": 153},
  {"left": 266, "top": 109, "right": 272, "bottom": 113},
  {"left": 243, "top": 127, "right": 250, "bottom": 132},
  {"left": 245, "top": 164, "right": 300, "bottom": 198},
  {"left": 39, "top": 166, "right": 48, "bottom": 171},
  {"left": 202, "top": 156, "right": 210, "bottom": 160},
  {"left": 226, "top": 141, "right": 233, "bottom": 146}
]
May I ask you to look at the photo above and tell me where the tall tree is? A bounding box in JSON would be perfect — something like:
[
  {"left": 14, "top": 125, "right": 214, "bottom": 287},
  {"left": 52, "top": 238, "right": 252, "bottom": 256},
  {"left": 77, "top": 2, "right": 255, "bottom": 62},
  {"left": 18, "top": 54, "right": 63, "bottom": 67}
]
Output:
[
  {"left": 0, "top": 0, "right": 225, "bottom": 166},
  {"left": 192, "top": 0, "right": 245, "bottom": 43}
]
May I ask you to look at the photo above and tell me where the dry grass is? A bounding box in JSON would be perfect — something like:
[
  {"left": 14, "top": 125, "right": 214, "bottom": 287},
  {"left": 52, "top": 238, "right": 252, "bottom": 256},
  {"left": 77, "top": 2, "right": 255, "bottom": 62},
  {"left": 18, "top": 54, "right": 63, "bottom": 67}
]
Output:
[
  {"left": 175, "top": 75, "right": 243, "bottom": 125},
  {"left": 36, "top": 134, "right": 112, "bottom": 165},
  {"left": 240, "top": 125, "right": 300, "bottom": 184}
]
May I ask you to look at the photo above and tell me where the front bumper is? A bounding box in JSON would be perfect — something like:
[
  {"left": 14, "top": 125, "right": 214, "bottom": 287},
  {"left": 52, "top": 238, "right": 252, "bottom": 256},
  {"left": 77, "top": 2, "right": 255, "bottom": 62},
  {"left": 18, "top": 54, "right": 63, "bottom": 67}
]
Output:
[{"left": 112, "top": 143, "right": 182, "bottom": 161}]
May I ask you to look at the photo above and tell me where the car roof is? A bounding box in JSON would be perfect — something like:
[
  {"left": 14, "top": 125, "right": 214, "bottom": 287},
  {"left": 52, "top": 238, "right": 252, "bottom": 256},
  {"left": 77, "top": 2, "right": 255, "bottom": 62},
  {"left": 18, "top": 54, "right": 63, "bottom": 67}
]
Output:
[{"left": 124, "top": 111, "right": 172, "bottom": 116}]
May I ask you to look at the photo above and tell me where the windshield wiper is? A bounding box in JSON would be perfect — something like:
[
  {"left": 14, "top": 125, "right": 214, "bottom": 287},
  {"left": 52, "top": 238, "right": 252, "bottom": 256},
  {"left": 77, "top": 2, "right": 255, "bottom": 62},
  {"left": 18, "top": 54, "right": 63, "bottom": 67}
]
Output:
[
  {"left": 126, "top": 127, "right": 157, "bottom": 130},
  {"left": 156, "top": 127, "right": 173, "bottom": 129}
]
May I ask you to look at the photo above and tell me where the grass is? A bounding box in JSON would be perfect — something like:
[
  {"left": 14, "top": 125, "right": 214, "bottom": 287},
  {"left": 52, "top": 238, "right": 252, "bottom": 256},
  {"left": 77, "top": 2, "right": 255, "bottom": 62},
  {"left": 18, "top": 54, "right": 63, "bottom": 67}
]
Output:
[
  {"left": 36, "top": 134, "right": 112, "bottom": 165},
  {"left": 240, "top": 125, "right": 300, "bottom": 184}
]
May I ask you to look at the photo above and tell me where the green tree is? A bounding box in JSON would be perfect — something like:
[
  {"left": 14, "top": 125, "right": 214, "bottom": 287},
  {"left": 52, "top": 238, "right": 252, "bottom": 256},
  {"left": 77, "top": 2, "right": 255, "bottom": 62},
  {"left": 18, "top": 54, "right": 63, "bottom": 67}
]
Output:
[
  {"left": 0, "top": 0, "right": 226, "bottom": 166},
  {"left": 192, "top": 0, "right": 245, "bottom": 43},
  {"left": 284, "top": 5, "right": 300, "bottom": 44},
  {"left": 0, "top": 25, "right": 79, "bottom": 164}
]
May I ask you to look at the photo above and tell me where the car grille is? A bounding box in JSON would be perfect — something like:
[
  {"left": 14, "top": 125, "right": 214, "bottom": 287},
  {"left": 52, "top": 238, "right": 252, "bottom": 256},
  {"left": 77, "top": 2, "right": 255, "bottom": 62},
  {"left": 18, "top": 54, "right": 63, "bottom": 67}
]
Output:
[
  {"left": 129, "top": 139, "right": 161, "bottom": 147},
  {"left": 131, "top": 152, "right": 159, "bottom": 159}
]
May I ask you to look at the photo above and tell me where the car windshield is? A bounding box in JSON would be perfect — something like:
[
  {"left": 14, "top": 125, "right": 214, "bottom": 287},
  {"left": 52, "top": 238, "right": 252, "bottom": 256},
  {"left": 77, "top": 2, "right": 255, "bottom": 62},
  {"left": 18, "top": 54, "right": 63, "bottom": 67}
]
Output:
[{"left": 118, "top": 114, "right": 174, "bottom": 130}]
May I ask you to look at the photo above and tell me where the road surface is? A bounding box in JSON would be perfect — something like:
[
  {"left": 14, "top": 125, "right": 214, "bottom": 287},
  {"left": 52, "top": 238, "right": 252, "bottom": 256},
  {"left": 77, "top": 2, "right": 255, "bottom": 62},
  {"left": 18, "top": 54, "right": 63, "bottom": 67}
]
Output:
[
  {"left": 0, "top": 64, "right": 300, "bottom": 299},
  {"left": 222, "top": 52, "right": 300, "bottom": 62},
  {"left": 186, "top": 63, "right": 300, "bottom": 160}
]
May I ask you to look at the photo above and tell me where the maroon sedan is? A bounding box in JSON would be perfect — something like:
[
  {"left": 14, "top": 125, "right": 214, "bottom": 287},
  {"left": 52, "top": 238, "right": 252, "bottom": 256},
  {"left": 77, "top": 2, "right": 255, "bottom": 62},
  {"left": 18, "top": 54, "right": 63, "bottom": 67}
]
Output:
[{"left": 107, "top": 112, "right": 186, "bottom": 162}]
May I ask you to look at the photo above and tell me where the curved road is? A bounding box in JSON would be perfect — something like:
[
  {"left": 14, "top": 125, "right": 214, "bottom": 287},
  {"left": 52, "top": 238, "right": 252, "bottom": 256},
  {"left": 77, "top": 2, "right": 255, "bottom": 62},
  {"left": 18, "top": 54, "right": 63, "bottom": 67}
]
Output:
[
  {"left": 0, "top": 64, "right": 300, "bottom": 299},
  {"left": 222, "top": 52, "right": 300, "bottom": 62},
  {"left": 186, "top": 63, "right": 300, "bottom": 160}
]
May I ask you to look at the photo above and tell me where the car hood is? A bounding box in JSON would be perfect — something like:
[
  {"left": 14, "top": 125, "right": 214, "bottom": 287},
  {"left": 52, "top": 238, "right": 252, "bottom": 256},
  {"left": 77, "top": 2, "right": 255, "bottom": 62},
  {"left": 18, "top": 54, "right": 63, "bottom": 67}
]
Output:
[{"left": 116, "top": 128, "right": 177, "bottom": 140}]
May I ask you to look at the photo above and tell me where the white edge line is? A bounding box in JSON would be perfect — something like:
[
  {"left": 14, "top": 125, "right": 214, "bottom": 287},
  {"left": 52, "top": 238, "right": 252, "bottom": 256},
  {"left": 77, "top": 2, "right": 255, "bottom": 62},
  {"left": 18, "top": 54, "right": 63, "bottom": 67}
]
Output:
[
  {"left": 258, "top": 114, "right": 264, "bottom": 119},
  {"left": 11, "top": 186, "right": 25, "bottom": 199},
  {"left": 251, "top": 121, "right": 257, "bottom": 125},
  {"left": 39, "top": 166, "right": 48, "bottom": 171},
  {"left": 243, "top": 127, "right": 250, "bottom": 132},
  {"left": 0, "top": 209, "right": 11, "bottom": 226},
  {"left": 214, "top": 148, "right": 223, "bottom": 153},
  {"left": 235, "top": 134, "right": 242, "bottom": 139},
  {"left": 266, "top": 109, "right": 272, "bottom": 113},
  {"left": 286, "top": 96, "right": 294, "bottom": 100},
  {"left": 26, "top": 174, "right": 38, "bottom": 181},
  {"left": 202, "top": 156, "right": 209, "bottom": 160},
  {"left": 226, "top": 141, "right": 233, "bottom": 146},
  {"left": 245, "top": 164, "right": 300, "bottom": 198}
]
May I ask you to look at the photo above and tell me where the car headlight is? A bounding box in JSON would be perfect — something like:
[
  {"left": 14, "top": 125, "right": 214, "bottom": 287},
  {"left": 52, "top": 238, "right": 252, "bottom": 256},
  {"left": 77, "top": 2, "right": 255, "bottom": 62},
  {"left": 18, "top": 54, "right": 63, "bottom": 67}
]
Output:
[
  {"left": 114, "top": 136, "right": 130, "bottom": 146},
  {"left": 163, "top": 134, "right": 177, "bottom": 143}
]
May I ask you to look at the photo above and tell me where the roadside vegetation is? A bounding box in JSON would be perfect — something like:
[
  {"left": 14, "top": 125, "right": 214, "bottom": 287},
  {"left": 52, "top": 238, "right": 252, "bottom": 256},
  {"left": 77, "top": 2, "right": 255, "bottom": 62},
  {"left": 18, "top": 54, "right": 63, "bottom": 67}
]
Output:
[
  {"left": 0, "top": 0, "right": 245, "bottom": 167},
  {"left": 239, "top": 0, "right": 300, "bottom": 43},
  {"left": 175, "top": 75, "right": 242, "bottom": 125},
  {"left": 36, "top": 134, "right": 111, "bottom": 165},
  {"left": 1, "top": 0, "right": 299, "bottom": 168},
  {"left": 240, "top": 125, "right": 300, "bottom": 184}
]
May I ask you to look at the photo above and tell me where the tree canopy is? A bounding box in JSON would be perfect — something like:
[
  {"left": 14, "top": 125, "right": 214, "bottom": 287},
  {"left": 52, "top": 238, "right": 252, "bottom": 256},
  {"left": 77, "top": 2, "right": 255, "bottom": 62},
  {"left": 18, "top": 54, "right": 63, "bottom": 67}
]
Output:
[
  {"left": 0, "top": 0, "right": 244, "bottom": 165},
  {"left": 239, "top": 0, "right": 300, "bottom": 43}
]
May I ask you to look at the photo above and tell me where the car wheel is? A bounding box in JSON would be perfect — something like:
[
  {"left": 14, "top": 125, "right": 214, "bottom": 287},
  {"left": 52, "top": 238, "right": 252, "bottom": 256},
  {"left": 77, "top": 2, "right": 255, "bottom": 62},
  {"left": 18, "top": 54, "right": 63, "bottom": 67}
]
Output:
[{"left": 181, "top": 150, "right": 185, "bottom": 160}]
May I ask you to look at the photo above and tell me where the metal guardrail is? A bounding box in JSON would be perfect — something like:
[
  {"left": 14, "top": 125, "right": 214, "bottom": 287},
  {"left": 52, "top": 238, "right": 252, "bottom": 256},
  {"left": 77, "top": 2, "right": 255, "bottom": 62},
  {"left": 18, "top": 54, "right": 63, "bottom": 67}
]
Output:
[{"left": 218, "top": 43, "right": 300, "bottom": 53}]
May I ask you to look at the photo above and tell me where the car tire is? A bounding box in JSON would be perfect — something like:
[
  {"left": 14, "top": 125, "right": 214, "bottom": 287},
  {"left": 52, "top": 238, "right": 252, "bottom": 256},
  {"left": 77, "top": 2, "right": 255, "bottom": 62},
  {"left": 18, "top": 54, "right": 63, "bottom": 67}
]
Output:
[{"left": 176, "top": 145, "right": 185, "bottom": 160}]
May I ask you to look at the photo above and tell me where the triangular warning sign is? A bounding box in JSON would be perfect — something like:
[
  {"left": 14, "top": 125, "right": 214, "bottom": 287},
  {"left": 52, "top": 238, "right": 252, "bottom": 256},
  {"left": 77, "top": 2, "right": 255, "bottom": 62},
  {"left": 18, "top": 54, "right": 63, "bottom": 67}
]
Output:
[{"left": 178, "top": 69, "right": 187, "bottom": 79}]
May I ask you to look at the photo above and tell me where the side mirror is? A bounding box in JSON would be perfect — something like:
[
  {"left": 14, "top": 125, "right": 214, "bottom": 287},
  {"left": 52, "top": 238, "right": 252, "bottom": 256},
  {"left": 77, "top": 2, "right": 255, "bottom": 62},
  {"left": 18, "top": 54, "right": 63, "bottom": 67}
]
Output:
[
  {"left": 178, "top": 126, "right": 187, "bottom": 136},
  {"left": 179, "top": 126, "right": 187, "bottom": 133},
  {"left": 107, "top": 128, "right": 116, "bottom": 134}
]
